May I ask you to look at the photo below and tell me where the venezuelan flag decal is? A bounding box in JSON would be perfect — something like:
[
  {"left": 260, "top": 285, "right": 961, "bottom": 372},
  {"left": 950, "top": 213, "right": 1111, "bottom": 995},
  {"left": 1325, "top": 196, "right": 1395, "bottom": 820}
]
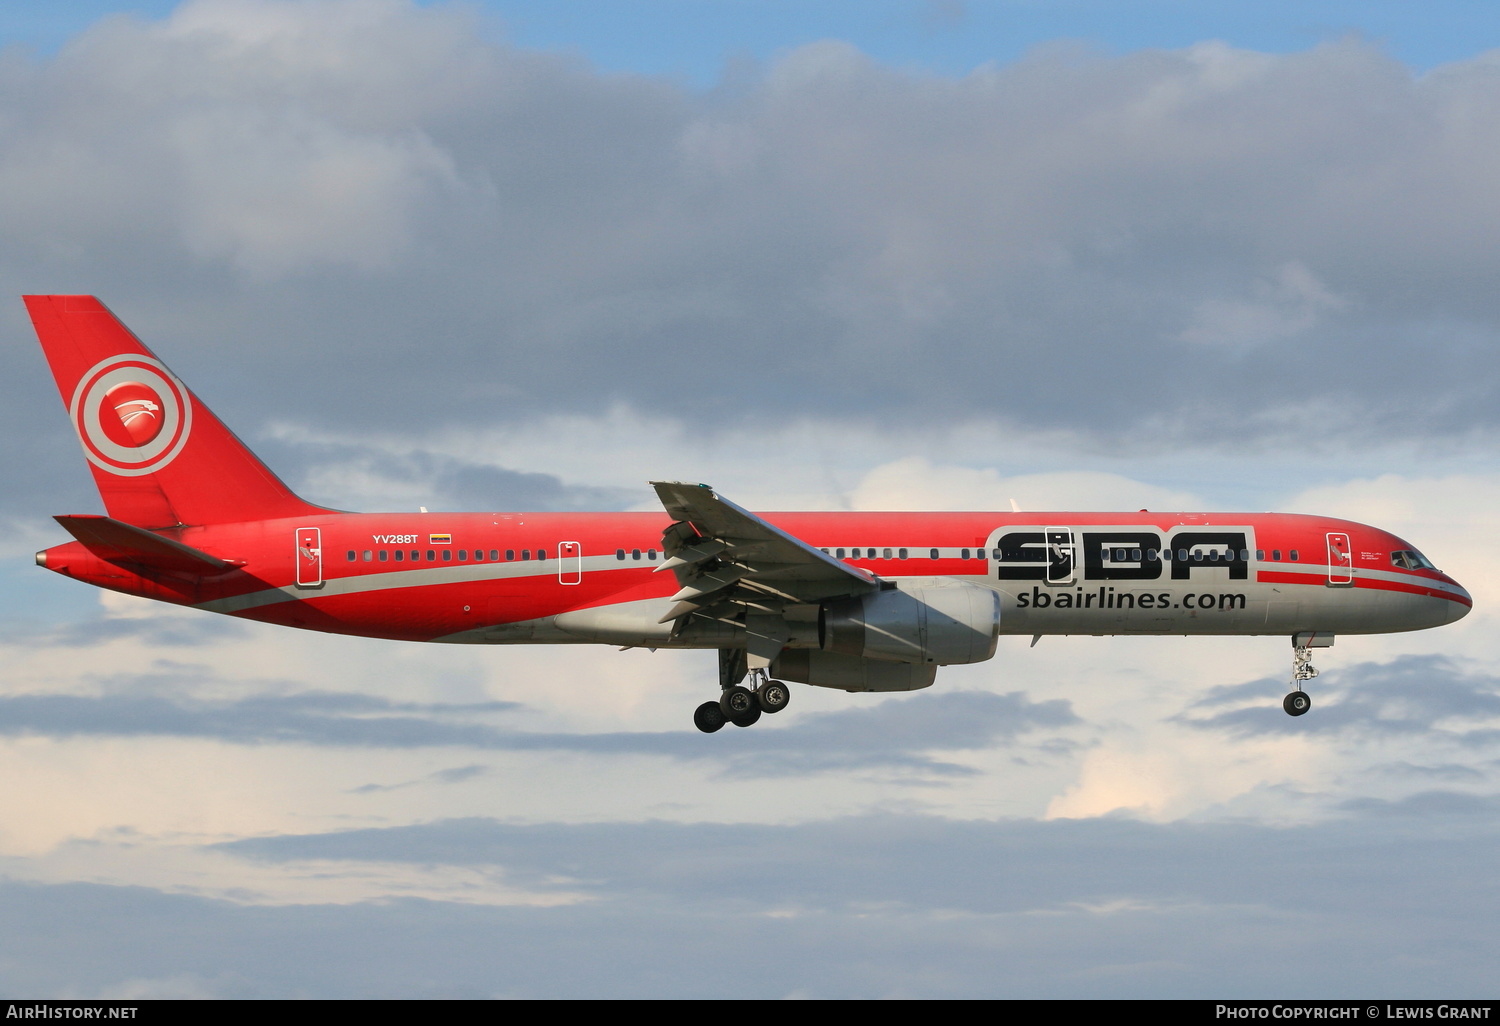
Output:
[{"left": 429, "top": 533, "right": 451, "bottom": 544}]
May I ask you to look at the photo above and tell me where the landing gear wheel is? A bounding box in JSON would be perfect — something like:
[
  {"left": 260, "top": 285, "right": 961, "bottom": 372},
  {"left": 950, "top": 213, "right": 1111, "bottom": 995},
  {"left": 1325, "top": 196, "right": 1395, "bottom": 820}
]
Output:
[
  {"left": 756, "top": 679, "right": 790, "bottom": 714},
  {"left": 731, "top": 706, "right": 762, "bottom": 728},
  {"left": 1283, "top": 691, "right": 1311, "bottom": 717},
  {"left": 694, "top": 701, "right": 727, "bottom": 733},
  {"left": 720, "top": 685, "right": 756, "bottom": 718}
]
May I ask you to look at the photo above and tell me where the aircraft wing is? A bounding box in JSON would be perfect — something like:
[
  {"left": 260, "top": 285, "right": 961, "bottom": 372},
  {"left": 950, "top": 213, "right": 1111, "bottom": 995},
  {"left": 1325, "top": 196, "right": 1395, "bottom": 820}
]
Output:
[{"left": 650, "top": 481, "right": 879, "bottom": 634}]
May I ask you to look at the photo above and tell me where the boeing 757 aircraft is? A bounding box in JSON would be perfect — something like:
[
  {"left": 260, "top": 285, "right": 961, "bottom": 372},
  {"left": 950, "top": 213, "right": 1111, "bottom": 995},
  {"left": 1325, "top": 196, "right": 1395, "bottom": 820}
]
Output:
[{"left": 25, "top": 296, "right": 1471, "bottom": 732}]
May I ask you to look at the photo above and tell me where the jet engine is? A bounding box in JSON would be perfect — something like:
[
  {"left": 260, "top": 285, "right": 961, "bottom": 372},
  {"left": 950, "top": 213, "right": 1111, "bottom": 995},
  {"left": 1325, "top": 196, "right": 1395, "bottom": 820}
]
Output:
[
  {"left": 819, "top": 578, "right": 1000, "bottom": 665},
  {"left": 771, "top": 649, "right": 937, "bottom": 692}
]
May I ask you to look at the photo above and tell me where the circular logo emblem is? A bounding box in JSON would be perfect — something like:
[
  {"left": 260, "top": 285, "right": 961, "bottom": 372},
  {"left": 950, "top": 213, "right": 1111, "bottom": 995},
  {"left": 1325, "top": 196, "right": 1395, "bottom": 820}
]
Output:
[
  {"left": 69, "top": 355, "right": 192, "bottom": 476},
  {"left": 101, "top": 381, "right": 166, "bottom": 447}
]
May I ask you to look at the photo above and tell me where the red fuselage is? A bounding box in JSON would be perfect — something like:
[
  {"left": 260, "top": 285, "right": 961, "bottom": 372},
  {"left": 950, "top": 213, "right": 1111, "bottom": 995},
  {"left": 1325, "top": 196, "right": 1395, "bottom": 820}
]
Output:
[{"left": 37, "top": 509, "right": 1471, "bottom": 646}]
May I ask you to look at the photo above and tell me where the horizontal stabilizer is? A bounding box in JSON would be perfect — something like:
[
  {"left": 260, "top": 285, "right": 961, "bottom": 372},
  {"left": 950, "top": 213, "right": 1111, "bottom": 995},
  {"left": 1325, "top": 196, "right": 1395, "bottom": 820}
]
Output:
[{"left": 54, "top": 515, "right": 240, "bottom": 575}]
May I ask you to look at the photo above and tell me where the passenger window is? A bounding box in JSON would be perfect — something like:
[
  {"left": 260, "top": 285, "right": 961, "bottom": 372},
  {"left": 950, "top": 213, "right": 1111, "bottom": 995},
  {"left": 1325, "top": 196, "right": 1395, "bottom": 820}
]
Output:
[
  {"left": 362, "top": 550, "right": 372, "bottom": 562},
  {"left": 539, "top": 549, "right": 548, "bottom": 560},
  {"left": 346, "top": 550, "right": 356, "bottom": 561},
  {"left": 899, "top": 548, "right": 908, "bottom": 559},
  {"left": 522, "top": 549, "right": 532, "bottom": 560},
  {"left": 490, "top": 550, "right": 499, "bottom": 561},
  {"left": 1255, "top": 550, "right": 1264, "bottom": 561},
  {"left": 632, "top": 549, "right": 641, "bottom": 560},
  {"left": 930, "top": 548, "right": 939, "bottom": 559},
  {"left": 378, "top": 550, "right": 388, "bottom": 562},
  {"left": 506, "top": 550, "right": 515, "bottom": 561},
  {"left": 648, "top": 549, "right": 658, "bottom": 560},
  {"left": 427, "top": 550, "right": 436, "bottom": 561},
  {"left": 1272, "top": 550, "right": 1281, "bottom": 561},
  {"left": 411, "top": 550, "right": 419, "bottom": 562},
  {"left": 883, "top": 548, "right": 892, "bottom": 559},
  {"left": 961, "top": 548, "right": 970, "bottom": 559},
  {"left": 1290, "top": 550, "right": 1299, "bottom": 561},
  {"left": 394, "top": 550, "right": 404, "bottom": 562},
  {"left": 458, "top": 550, "right": 467, "bottom": 561},
  {"left": 442, "top": 550, "right": 452, "bottom": 561},
  {"left": 617, "top": 549, "right": 626, "bottom": 560}
]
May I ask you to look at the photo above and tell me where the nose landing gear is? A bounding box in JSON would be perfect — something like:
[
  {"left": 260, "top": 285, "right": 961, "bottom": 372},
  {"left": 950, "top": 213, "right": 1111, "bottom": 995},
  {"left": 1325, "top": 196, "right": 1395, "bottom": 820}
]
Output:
[{"left": 1283, "top": 633, "right": 1330, "bottom": 717}]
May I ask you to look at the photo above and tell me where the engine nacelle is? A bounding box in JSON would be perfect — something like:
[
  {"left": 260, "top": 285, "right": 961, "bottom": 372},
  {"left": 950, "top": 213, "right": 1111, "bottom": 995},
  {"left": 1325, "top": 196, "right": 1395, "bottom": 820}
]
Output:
[
  {"left": 820, "top": 578, "right": 1000, "bottom": 665},
  {"left": 772, "top": 649, "right": 937, "bottom": 692}
]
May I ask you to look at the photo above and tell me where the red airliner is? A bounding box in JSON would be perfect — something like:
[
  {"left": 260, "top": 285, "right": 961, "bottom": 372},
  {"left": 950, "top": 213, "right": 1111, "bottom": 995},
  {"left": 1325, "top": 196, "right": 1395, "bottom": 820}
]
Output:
[{"left": 26, "top": 296, "right": 1471, "bottom": 732}]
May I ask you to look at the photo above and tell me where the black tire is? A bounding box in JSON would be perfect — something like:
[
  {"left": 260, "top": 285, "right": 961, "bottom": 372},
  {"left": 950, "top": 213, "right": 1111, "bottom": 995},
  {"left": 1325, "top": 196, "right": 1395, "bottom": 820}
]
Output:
[
  {"left": 1283, "top": 691, "right": 1311, "bottom": 717},
  {"left": 694, "top": 701, "right": 727, "bottom": 733},
  {"left": 731, "top": 706, "right": 762, "bottom": 728},
  {"left": 720, "top": 685, "right": 756, "bottom": 718},
  {"left": 757, "top": 679, "right": 790, "bottom": 714}
]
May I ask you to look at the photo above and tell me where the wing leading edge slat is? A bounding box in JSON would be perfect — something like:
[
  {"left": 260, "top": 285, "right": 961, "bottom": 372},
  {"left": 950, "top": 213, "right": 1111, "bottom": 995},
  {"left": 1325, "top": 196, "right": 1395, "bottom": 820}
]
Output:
[{"left": 650, "top": 482, "right": 878, "bottom": 636}]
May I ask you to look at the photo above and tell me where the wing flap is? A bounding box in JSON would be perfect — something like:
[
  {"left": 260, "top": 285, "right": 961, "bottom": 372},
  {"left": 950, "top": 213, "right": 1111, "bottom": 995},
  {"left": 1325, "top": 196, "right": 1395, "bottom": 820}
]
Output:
[
  {"left": 652, "top": 482, "right": 876, "bottom": 589},
  {"left": 649, "top": 482, "right": 878, "bottom": 648}
]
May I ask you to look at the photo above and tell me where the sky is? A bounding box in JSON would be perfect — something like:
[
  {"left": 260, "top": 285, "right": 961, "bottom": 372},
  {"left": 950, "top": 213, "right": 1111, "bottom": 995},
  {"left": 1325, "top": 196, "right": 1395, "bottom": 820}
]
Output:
[{"left": 2, "top": 0, "right": 1500, "bottom": 999}]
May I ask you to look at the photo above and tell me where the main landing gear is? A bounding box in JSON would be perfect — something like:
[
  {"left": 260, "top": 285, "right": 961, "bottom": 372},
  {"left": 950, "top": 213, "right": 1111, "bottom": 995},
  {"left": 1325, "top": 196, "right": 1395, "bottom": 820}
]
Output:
[
  {"left": 1283, "top": 634, "right": 1328, "bottom": 717},
  {"left": 693, "top": 669, "right": 791, "bottom": 733}
]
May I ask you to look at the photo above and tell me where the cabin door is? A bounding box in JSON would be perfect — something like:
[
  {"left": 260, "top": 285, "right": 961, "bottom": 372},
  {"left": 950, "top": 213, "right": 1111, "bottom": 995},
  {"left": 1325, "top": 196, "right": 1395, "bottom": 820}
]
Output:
[
  {"left": 1326, "top": 532, "right": 1353, "bottom": 586},
  {"left": 295, "top": 528, "right": 323, "bottom": 589},
  {"left": 1044, "top": 528, "right": 1076, "bottom": 586}
]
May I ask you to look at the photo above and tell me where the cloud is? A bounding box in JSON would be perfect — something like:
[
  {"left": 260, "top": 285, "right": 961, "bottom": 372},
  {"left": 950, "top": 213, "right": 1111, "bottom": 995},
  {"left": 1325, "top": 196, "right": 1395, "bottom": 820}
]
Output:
[
  {"left": 0, "top": 689, "right": 525, "bottom": 747},
  {"left": 851, "top": 457, "right": 1202, "bottom": 512},
  {"left": 258, "top": 433, "right": 635, "bottom": 512},
  {"left": 4, "top": 1, "right": 1500, "bottom": 999},
  {"left": 0, "top": 685, "right": 1076, "bottom": 778},
  {"left": 17, "top": 808, "right": 1449, "bottom": 995},
  {"left": 5, "top": 4, "right": 1500, "bottom": 472},
  {"left": 1338, "top": 790, "right": 1500, "bottom": 818},
  {"left": 0, "top": 615, "right": 247, "bottom": 649},
  {"left": 1180, "top": 655, "right": 1500, "bottom": 749},
  {"left": 1178, "top": 261, "right": 1350, "bottom": 349},
  {"left": 350, "top": 763, "right": 491, "bottom": 794}
]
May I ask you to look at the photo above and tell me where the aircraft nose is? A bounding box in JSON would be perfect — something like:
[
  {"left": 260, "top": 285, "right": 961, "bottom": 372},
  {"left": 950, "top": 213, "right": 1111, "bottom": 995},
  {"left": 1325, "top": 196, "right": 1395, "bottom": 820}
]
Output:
[{"left": 1440, "top": 576, "right": 1472, "bottom": 624}]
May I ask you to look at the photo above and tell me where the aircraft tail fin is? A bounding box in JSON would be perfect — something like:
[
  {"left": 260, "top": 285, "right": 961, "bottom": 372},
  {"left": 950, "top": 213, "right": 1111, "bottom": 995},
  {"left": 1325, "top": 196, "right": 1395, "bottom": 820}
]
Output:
[{"left": 24, "top": 295, "right": 327, "bottom": 527}]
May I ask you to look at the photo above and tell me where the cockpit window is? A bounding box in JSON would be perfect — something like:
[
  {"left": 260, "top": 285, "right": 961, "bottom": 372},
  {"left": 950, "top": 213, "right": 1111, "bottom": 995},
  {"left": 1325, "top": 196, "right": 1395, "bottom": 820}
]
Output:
[{"left": 1390, "top": 549, "right": 1437, "bottom": 571}]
